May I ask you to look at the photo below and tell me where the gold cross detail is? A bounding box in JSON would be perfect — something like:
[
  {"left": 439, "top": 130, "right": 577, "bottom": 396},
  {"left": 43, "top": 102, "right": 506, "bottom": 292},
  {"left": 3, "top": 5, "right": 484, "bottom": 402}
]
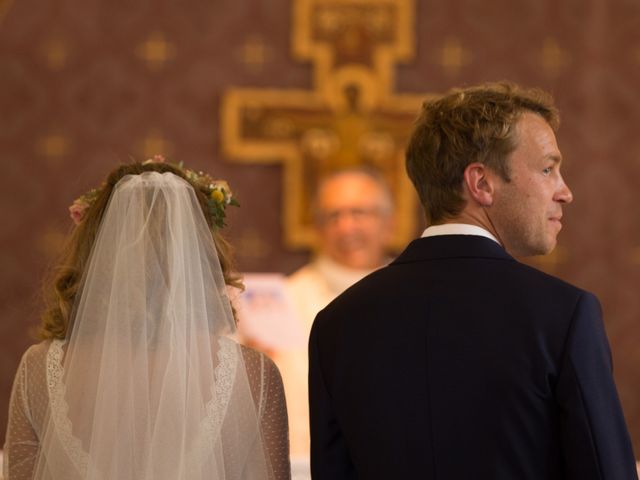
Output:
[
  {"left": 35, "top": 227, "right": 67, "bottom": 258},
  {"left": 237, "top": 35, "right": 271, "bottom": 72},
  {"left": 37, "top": 134, "right": 69, "bottom": 158},
  {"left": 42, "top": 37, "right": 67, "bottom": 70},
  {"left": 540, "top": 38, "right": 570, "bottom": 75},
  {"left": 139, "top": 132, "right": 172, "bottom": 159},
  {"left": 136, "top": 32, "right": 175, "bottom": 70},
  {"left": 439, "top": 37, "right": 471, "bottom": 74},
  {"left": 237, "top": 228, "right": 272, "bottom": 260}
]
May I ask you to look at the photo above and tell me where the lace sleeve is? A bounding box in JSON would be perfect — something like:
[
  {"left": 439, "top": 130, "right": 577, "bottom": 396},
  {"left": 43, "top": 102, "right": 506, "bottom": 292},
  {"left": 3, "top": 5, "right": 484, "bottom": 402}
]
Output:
[
  {"left": 3, "top": 348, "right": 40, "bottom": 480},
  {"left": 260, "top": 355, "right": 291, "bottom": 480}
]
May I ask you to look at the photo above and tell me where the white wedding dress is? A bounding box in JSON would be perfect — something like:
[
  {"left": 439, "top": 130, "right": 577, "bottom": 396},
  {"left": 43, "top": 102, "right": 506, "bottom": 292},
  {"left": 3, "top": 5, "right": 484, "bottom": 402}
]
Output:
[
  {"left": 3, "top": 172, "right": 291, "bottom": 479},
  {"left": 4, "top": 339, "right": 290, "bottom": 479}
]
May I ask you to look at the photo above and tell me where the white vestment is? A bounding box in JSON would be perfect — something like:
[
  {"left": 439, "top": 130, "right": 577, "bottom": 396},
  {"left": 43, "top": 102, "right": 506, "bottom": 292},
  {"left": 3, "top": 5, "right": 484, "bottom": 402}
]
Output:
[{"left": 274, "top": 256, "right": 381, "bottom": 479}]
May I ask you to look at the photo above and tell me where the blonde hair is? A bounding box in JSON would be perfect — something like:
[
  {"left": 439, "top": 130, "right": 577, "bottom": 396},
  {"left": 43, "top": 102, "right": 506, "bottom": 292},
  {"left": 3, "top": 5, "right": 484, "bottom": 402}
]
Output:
[
  {"left": 38, "top": 161, "right": 242, "bottom": 340},
  {"left": 406, "top": 82, "right": 559, "bottom": 224}
]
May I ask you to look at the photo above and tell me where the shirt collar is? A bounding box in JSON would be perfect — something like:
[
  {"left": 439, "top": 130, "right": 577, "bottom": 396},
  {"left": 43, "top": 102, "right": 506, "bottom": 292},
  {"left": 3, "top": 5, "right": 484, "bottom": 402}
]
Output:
[{"left": 421, "top": 223, "right": 500, "bottom": 245}]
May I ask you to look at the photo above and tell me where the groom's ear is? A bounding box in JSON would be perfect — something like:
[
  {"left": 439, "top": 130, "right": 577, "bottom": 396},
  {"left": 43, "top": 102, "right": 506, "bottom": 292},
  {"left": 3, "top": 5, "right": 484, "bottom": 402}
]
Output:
[{"left": 463, "top": 162, "right": 495, "bottom": 207}]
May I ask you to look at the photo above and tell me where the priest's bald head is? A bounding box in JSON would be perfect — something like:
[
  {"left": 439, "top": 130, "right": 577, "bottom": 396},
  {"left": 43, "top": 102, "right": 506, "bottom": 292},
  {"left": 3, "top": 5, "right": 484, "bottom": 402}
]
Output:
[{"left": 312, "top": 167, "right": 394, "bottom": 270}]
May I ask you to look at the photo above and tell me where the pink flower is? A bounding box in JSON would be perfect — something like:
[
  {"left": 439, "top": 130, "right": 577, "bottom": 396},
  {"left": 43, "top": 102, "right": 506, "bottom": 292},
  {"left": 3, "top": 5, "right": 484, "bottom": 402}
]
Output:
[{"left": 69, "top": 200, "right": 89, "bottom": 225}]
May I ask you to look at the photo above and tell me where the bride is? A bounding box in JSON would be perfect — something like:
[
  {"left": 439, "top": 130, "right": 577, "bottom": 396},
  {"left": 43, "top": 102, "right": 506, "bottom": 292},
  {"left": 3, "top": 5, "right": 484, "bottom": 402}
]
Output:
[{"left": 3, "top": 159, "right": 291, "bottom": 479}]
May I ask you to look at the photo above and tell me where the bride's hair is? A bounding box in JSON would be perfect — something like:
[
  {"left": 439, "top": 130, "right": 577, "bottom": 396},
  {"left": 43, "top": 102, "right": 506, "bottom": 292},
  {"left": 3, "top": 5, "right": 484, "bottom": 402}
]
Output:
[{"left": 38, "top": 161, "right": 242, "bottom": 340}]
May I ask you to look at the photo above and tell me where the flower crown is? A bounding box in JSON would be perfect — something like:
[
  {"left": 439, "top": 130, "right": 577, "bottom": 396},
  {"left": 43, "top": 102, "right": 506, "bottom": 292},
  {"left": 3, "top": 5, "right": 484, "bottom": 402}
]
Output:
[{"left": 68, "top": 155, "right": 239, "bottom": 229}]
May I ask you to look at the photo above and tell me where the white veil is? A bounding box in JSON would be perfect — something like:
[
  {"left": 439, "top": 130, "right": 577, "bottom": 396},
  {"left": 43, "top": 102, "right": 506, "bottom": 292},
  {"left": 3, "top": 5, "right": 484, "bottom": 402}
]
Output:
[{"left": 34, "top": 172, "right": 272, "bottom": 479}]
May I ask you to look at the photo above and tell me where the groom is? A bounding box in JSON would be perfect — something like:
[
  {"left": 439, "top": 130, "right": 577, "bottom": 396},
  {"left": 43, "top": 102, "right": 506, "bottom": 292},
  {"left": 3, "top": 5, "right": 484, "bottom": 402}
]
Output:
[{"left": 308, "top": 83, "right": 637, "bottom": 479}]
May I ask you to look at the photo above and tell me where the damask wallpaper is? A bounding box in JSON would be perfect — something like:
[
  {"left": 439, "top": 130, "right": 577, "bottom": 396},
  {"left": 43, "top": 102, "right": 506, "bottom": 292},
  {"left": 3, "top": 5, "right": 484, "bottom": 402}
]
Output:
[{"left": 0, "top": 0, "right": 639, "bottom": 455}]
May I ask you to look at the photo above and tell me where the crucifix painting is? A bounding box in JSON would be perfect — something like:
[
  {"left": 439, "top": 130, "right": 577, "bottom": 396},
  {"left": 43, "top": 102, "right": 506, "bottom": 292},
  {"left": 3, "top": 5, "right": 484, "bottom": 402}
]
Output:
[{"left": 221, "top": 0, "right": 431, "bottom": 249}]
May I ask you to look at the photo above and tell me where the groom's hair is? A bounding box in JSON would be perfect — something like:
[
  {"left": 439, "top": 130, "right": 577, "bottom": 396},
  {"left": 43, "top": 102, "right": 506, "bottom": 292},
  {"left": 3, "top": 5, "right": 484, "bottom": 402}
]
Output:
[
  {"left": 405, "top": 82, "right": 559, "bottom": 225},
  {"left": 38, "top": 161, "right": 241, "bottom": 340}
]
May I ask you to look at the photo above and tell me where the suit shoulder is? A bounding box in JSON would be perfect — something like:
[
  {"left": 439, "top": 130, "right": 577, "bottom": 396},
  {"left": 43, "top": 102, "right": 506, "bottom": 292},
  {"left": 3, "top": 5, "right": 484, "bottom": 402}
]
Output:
[
  {"left": 315, "top": 265, "right": 396, "bottom": 320},
  {"left": 510, "top": 260, "right": 587, "bottom": 296}
]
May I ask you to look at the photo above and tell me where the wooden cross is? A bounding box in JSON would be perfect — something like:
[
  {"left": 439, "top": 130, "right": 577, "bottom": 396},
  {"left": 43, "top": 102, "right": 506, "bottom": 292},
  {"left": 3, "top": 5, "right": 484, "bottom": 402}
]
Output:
[{"left": 221, "top": 0, "right": 432, "bottom": 249}]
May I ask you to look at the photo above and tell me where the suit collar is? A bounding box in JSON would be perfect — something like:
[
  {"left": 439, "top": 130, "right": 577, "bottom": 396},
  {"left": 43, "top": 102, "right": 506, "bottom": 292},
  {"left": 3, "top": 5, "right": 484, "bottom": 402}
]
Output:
[{"left": 391, "top": 235, "right": 514, "bottom": 265}]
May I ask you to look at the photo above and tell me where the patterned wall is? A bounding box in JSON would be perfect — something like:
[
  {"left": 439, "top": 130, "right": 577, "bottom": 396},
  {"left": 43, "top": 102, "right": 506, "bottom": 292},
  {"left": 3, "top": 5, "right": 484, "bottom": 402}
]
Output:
[{"left": 1, "top": 0, "right": 639, "bottom": 455}]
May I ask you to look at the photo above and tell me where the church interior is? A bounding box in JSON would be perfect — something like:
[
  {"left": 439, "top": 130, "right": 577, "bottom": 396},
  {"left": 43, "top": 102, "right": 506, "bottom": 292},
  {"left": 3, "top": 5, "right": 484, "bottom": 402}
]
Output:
[{"left": 0, "top": 0, "right": 639, "bottom": 471}]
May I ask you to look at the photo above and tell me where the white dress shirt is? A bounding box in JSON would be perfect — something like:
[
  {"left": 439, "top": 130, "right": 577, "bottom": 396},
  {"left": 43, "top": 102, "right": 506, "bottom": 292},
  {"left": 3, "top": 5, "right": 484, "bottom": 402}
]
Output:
[{"left": 421, "top": 223, "right": 500, "bottom": 244}]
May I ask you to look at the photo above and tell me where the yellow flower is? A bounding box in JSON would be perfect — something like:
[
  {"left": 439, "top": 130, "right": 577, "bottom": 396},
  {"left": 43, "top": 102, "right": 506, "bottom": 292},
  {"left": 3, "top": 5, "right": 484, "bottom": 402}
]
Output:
[
  {"left": 214, "top": 180, "right": 230, "bottom": 194},
  {"left": 211, "top": 189, "right": 225, "bottom": 203}
]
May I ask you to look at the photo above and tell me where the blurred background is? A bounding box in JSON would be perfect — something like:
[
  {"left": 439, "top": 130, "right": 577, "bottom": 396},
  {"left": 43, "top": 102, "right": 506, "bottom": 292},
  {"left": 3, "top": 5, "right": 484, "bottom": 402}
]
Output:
[{"left": 0, "top": 0, "right": 638, "bottom": 456}]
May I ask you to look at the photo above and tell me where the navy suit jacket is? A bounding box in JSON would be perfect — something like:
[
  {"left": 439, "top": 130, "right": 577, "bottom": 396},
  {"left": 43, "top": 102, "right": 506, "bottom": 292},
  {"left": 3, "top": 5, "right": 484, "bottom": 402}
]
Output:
[{"left": 309, "top": 235, "right": 637, "bottom": 479}]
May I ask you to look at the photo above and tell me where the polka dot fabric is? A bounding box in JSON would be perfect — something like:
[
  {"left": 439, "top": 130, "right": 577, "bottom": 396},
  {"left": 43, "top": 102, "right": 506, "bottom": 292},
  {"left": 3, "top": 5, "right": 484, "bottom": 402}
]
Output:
[{"left": 3, "top": 341, "right": 291, "bottom": 479}]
